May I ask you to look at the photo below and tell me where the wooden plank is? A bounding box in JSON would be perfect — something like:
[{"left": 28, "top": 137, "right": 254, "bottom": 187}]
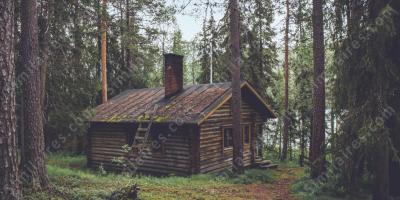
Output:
[{"left": 197, "top": 98, "right": 265, "bottom": 173}]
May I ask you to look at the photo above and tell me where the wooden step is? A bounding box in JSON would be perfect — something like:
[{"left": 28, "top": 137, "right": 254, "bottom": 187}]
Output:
[
  {"left": 137, "top": 130, "right": 148, "bottom": 134},
  {"left": 259, "top": 164, "right": 279, "bottom": 169},
  {"left": 134, "top": 136, "right": 145, "bottom": 140},
  {"left": 132, "top": 144, "right": 151, "bottom": 148},
  {"left": 136, "top": 133, "right": 146, "bottom": 138},
  {"left": 137, "top": 128, "right": 148, "bottom": 132},
  {"left": 255, "top": 160, "right": 272, "bottom": 165}
]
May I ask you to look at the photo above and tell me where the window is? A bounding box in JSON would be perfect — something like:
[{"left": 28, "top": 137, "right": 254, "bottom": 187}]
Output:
[
  {"left": 223, "top": 128, "right": 233, "bottom": 148},
  {"left": 243, "top": 125, "right": 250, "bottom": 144},
  {"left": 151, "top": 140, "right": 165, "bottom": 156},
  {"left": 151, "top": 133, "right": 166, "bottom": 156}
]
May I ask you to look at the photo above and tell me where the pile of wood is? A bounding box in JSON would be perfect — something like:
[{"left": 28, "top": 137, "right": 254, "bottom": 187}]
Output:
[{"left": 254, "top": 159, "right": 279, "bottom": 170}]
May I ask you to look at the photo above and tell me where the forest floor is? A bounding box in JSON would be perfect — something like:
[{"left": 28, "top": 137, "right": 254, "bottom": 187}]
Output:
[
  {"left": 243, "top": 167, "right": 302, "bottom": 200},
  {"left": 23, "top": 153, "right": 306, "bottom": 200}
]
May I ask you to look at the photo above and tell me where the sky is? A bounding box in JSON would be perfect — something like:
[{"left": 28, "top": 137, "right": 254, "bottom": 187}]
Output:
[
  {"left": 175, "top": 13, "right": 204, "bottom": 41},
  {"left": 167, "top": 0, "right": 285, "bottom": 45},
  {"left": 166, "top": 0, "right": 225, "bottom": 41}
]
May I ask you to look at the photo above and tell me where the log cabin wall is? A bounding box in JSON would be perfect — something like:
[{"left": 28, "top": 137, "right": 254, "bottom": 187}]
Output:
[
  {"left": 133, "top": 125, "right": 194, "bottom": 176},
  {"left": 198, "top": 99, "right": 265, "bottom": 173},
  {"left": 87, "top": 123, "right": 134, "bottom": 171},
  {"left": 88, "top": 123, "right": 195, "bottom": 176}
]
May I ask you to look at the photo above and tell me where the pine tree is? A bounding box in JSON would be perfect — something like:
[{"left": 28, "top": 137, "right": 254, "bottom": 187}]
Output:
[
  {"left": 310, "top": 0, "right": 326, "bottom": 179},
  {"left": 332, "top": 0, "right": 400, "bottom": 197},
  {"left": 230, "top": 0, "right": 244, "bottom": 174},
  {"left": 198, "top": 11, "right": 219, "bottom": 84},
  {"left": 291, "top": 0, "right": 313, "bottom": 168},
  {"left": 172, "top": 30, "right": 185, "bottom": 55},
  {"left": 242, "top": 0, "right": 278, "bottom": 101},
  {"left": 0, "top": 0, "right": 22, "bottom": 199},
  {"left": 20, "top": 0, "right": 49, "bottom": 189},
  {"left": 101, "top": 0, "right": 108, "bottom": 103},
  {"left": 281, "top": 0, "right": 290, "bottom": 161}
]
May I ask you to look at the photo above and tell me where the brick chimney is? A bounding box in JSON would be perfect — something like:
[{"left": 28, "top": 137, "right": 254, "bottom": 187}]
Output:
[{"left": 164, "top": 54, "right": 184, "bottom": 98}]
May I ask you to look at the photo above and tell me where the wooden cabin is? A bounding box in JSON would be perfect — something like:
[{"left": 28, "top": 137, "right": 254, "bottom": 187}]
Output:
[{"left": 87, "top": 54, "right": 276, "bottom": 175}]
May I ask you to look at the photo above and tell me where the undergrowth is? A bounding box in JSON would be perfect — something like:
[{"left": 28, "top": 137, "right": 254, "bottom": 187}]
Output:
[
  {"left": 290, "top": 172, "right": 373, "bottom": 200},
  {"left": 23, "top": 153, "right": 277, "bottom": 200}
]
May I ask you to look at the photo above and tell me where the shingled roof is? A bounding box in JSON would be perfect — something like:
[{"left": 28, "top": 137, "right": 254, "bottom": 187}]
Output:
[{"left": 91, "top": 81, "right": 276, "bottom": 124}]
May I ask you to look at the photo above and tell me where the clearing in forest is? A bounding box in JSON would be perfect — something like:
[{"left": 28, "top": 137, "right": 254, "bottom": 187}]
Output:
[{"left": 25, "top": 154, "right": 304, "bottom": 200}]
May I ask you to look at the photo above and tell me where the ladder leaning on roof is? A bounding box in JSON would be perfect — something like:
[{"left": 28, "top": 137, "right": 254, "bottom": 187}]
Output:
[{"left": 130, "top": 105, "right": 159, "bottom": 157}]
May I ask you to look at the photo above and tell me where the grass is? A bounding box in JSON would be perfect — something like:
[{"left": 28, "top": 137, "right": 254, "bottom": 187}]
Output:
[
  {"left": 290, "top": 172, "right": 372, "bottom": 200},
  {"left": 24, "top": 153, "right": 278, "bottom": 200}
]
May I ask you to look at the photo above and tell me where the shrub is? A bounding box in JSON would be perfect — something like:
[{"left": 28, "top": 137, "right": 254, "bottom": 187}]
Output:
[
  {"left": 108, "top": 184, "right": 140, "bottom": 200},
  {"left": 231, "top": 169, "right": 275, "bottom": 184}
]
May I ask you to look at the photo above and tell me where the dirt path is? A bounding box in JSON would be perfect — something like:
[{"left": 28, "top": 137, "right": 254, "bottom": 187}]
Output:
[{"left": 238, "top": 167, "right": 303, "bottom": 200}]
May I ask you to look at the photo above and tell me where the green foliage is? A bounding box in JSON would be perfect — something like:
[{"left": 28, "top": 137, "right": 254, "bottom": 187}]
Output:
[
  {"left": 15, "top": 0, "right": 177, "bottom": 154},
  {"left": 46, "top": 153, "right": 86, "bottom": 170},
  {"left": 109, "top": 184, "right": 140, "bottom": 200},
  {"left": 330, "top": 1, "right": 400, "bottom": 194},
  {"left": 24, "top": 154, "right": 281, "bottom": 200},
  {"left": 196, "top": 0, "right": 279, "bottom": 99},
  {"left": 230, "top": 169, "right": 276, "bottom": 184},
  {"left": 172, "top": 30, "right": 185, "bottom": 55},
  {"left": 291, "top": 174, "right": 372, "bottom": 200}
]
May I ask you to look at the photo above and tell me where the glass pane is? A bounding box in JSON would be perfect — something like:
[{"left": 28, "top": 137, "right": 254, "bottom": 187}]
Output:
[
  {"left": 224, "top": 128, "right": 233, "bottom": 148},
  {"left": 245, "top": 125, "right": 250, "bottom": 143}
]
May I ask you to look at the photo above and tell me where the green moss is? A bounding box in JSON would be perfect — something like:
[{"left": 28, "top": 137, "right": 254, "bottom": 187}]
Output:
[
  {"left": 102, "top": 115, "right": 130, "bottom": 122},
  {"left": 135, "top": 114, "right": 169, "bottom": 122},
  {"left": 136, "top": 114, "right": 150, "bottom": 121},
  {"left": 154, "top": 115, "right": 169, "bottom": 122}
]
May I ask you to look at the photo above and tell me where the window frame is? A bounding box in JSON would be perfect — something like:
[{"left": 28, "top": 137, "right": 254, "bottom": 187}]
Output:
[
  {"left": 222, "top": 124, "right": 252, "bottom": 152},
  {"left": 151, "top": 138, "right": 165, "bottom": 157},
  {"left": 243, "top": 124, "right": 251, "bottom": 144},
  {"left": 222, "top": 127, "right": 233, "bottom": 150}
]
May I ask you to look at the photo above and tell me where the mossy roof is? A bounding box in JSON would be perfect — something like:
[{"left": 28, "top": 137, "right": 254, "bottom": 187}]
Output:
[{"left": 90, "top": 81, "right": 276, "bottom": 124}]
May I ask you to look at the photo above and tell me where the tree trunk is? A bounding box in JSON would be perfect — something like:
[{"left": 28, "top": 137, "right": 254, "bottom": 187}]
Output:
[
  {"left": 101, "top": 0, "right": 108, "bottom": 103},
  {"left": 229, "top": 0, "right": 243, "bottom": 174},
  {"left": 330, "top": 111, "right": 335, "bottom": 138},
  {"left": 125, "top": 0, "right": 133, "bottom": 83},
  {"left": 0, "top": 1, "right": 22, "bottom": 199},
  {"left": 38, "top": 0, "right": 52, "bottom": 150},
  {"left": 72, "top": 1, "right": 83, "bottom": 154},
  {"left": 20, "top": 0, "right": 49, "bottom": 189},
  {"left": 389, "top": 76, "right": 400, "bottom": 197},
  {"left": 289, "top": 133, "right": 293, "bottom": 160},
  {"left": 299, "top": 129, "right": 305, "bottom": 166},
  {"left": 372, "top": 0, "right": 395, "bottom": 198},
  {"left": 278, "top": 118, "right": 282, "bottom": 158},
  {"left": 374, "top": 138, "right": 389, "bottom": 200},
  {"left": 38, "top": 0, "right": 51, "bottom": 111},
  {"left": 310, "top": 0, "right": 326, "bottom": 179},
  {"left": 282, "top": 0, "right": 290, "bottom": 161},
  {"left": 96, "top": 0, "right": 101, "bottom": 79},
  {"left": 119, "top": 0, "right": 125, "bottom": 77}
]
